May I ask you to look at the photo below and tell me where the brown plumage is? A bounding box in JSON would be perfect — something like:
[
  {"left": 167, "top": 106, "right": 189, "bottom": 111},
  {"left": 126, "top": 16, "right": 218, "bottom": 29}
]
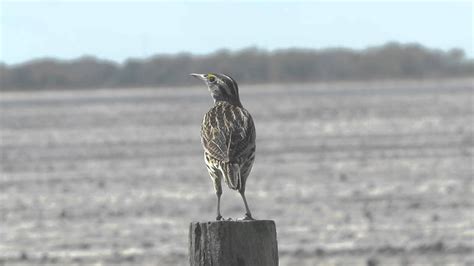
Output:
[{"left": 191, "top": 73, "right": 256, "bottom": 220}]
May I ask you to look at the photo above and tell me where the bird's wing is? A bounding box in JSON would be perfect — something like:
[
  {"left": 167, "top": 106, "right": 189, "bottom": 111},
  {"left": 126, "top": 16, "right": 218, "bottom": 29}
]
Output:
[{"left": 201, "top": 104, "right": 255, "bottom": 163}]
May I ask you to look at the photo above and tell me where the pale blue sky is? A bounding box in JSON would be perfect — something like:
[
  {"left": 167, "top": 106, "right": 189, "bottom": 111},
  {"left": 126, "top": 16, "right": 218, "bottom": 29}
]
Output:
[{"left": 1, "top": 1, "right": 472, "bottom": 64}]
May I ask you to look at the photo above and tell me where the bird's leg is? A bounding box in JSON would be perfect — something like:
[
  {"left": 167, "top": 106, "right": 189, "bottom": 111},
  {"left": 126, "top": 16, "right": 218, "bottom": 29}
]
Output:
[
  {"left": 216, "top": 193, "right": 223, "bottom": 221},
  {"left": 214, "top": 177, "right": 223, "bottom": 221},
  {"left": 239, "top": 190, "right": 254, "bottom": 220}
]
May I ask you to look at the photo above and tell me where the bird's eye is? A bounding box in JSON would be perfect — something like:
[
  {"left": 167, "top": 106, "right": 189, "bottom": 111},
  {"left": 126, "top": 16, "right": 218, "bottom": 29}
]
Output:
[{"left": 208, "top": 76, "right": 216, "bottom": 83}]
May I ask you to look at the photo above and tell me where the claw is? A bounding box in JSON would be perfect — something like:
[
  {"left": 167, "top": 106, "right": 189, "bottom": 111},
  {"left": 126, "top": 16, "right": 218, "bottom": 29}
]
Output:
[
  {"left": 216, "top": 215, "right": 223, "bottom": 221},
  {"left": 242, "top": 213, "right": 255, "bottom": 220}
]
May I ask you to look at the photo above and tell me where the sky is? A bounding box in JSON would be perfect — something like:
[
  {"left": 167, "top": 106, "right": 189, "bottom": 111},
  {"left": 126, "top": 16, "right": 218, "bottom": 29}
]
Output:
[{"left": 0, "top": 1, "right": 472, "bottom": 65}]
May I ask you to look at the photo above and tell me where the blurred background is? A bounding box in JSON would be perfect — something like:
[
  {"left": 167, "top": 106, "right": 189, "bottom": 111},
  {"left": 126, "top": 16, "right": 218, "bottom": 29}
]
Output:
[{"left": 1, "top": 1, "right": 473, "bottom": 265}]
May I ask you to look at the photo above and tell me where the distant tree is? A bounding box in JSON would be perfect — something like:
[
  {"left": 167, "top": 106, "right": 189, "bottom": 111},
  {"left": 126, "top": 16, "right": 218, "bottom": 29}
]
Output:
[{"left": 0, "top": 42, "right": 472, "bottom": 90}]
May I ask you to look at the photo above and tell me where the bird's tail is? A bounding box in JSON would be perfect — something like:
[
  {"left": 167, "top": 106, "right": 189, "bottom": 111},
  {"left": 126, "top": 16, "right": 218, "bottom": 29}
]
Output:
[{"left": 221, "top": 163, "right": 241, "bottom": 190}]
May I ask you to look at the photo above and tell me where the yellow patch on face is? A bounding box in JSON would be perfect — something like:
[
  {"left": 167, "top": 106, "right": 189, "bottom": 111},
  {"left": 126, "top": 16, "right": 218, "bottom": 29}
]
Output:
[{"left": 207, "top": 74, "right": 216, "bottom": 82}]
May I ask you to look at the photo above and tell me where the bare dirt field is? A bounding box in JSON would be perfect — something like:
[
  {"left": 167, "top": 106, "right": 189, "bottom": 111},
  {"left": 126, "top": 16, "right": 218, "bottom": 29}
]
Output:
[{"left": 1, "top": 79, "right": 473, "bottom": 265}]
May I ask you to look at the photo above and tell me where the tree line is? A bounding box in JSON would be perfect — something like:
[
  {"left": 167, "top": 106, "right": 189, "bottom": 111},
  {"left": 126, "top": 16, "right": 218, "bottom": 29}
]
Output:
[{"left": 1, "top": 42, "right": 472, "bottom": 90}]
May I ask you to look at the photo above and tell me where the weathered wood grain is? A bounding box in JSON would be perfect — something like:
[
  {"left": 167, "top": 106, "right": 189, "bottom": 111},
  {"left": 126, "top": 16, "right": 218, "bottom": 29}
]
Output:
[{"left": 189, "top": 220, "right": 278, "bottom": 266}]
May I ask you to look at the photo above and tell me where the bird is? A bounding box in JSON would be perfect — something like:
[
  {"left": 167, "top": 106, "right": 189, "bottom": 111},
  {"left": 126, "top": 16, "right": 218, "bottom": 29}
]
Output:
[{"left": 190, "top": 73, "right": 256, "bottom": 220}]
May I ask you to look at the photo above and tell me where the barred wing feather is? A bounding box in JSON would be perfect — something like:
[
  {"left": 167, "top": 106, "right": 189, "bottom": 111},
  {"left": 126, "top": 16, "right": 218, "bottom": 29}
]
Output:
[{"left": 201, "top": 103, "right": 255, "bottom": 163}]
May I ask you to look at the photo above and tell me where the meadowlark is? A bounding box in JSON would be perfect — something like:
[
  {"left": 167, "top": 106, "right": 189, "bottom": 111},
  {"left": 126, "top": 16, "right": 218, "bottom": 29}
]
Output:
[{"left": 190, "top": 73, "right": 256, "bottom": 220}]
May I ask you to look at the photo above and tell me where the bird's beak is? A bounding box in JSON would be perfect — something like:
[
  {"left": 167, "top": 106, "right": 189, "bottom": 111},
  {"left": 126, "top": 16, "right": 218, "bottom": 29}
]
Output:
[{"left": 189, "top": 73, "right": 207, "bottom": 81}]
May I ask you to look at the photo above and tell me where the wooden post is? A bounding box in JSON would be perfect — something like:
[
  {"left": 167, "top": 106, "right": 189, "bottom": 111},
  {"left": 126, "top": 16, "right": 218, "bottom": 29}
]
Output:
[{"left": 189, "top": 220, "right": 278, "bottom": 266}]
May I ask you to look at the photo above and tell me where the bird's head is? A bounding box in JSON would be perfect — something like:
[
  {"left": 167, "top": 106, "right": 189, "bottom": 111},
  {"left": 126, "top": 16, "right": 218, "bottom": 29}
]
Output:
[{"left": 190, "top": 73, "right": 242, "bottom": 106}]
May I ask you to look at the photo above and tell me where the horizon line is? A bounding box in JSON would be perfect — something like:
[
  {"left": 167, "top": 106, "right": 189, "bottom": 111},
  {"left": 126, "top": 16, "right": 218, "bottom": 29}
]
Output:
[{"left": 1, "top": 42, "right": 471, "bottom": 67}]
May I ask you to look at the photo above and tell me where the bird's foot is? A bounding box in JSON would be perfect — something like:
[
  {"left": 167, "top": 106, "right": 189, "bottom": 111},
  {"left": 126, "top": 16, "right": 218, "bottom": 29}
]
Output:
[
  {"left": 216, "top": 215, "right": 223, "bottom": 221},
  {"left": 242, "top": 213, "right": 255, "bottom": 220}
]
